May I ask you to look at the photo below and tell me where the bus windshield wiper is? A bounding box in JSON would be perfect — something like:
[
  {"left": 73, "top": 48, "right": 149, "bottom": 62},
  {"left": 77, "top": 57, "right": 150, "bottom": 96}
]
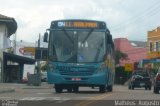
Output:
[
  {"left": 63, "top": 29, "right": 74, "bottom": 44},
  {"left": 95, "top": 40, "right": 104, "bottom": 61}
]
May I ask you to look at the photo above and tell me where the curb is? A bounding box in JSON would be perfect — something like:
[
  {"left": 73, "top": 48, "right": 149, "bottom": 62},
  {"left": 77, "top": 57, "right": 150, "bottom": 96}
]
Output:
[
  {"left": 22, "top": 87, "right": 51, "bottom": 89},
  {"left": 0, "top": 88, "right": 15, "bottom": 94},
  {"left": 21, "top": 84, "right": 53, "bottom": 89}
]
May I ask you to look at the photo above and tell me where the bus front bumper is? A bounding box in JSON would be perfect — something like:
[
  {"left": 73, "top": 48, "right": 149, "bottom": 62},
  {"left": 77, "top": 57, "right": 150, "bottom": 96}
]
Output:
[{"left": 48, "top": 72, "right": 107, "bottom": 86}]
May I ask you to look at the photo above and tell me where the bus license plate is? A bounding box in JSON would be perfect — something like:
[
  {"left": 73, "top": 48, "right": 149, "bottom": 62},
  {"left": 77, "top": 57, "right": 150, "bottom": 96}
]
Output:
[{"left": 72, "top": 78, "right": 81, "bottom": 81}]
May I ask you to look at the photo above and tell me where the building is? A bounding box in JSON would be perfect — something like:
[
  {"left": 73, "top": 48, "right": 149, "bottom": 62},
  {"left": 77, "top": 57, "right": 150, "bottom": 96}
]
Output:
[
  {"left": 15, "top": 40, "right": 36, "bottom": 58},
  {"left": 0, "top": 14, "right": 17, "bottom": 51},
  {"left": 114, "top": 38, "right": 147, "bottom": 67},
  {"left": 147, "top": 27, "right": 160, "bottom": 59},
  {"left": 14, "top": 40, "right": 48, "bottom": 81},
  {"left": 146, "top": 27, "right": 160, "bottom": 70},
  {"left": 0, "top": 14, "right": 17, "bottom": 82},
  {"left": 15, "top": 38, "right": 48, "bottom": 58},
  {"left": 0, "top": 14, "right": 35, "bottom": 83}
]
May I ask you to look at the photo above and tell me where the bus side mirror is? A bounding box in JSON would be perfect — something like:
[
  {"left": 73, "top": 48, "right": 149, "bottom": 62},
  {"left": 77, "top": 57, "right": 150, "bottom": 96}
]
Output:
[{"left": 43, "top": 32, "right": 48, "bottom": 42}]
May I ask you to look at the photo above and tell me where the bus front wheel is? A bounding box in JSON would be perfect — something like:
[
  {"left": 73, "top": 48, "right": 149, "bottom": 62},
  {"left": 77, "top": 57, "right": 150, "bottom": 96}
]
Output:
[
  {"left": 67, "top": 88, "right": 72, "bottom": 93},
  {"left": 55, "top": 84, "right": 62, "bottom": 93},
  {"left": 99, "top": 85, "right": 106, "bottom": 93},
  {"left": 107, "top": 85, "right": 113, "bottom": 92},
  {"left": 73, "top": 86, "right": 79, "bottom": 93}
]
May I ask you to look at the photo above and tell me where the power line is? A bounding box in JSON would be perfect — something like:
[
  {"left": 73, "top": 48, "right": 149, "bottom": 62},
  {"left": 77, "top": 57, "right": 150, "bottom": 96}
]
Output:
[
  {"left": 111, "top": 2, "right": 160, "bottom": 35},
  {"left": 110, "top": 1, "right": 160, "bottom": 30},
  {"left": 112, "top": 31, "right": 148, "bottom": 41}
]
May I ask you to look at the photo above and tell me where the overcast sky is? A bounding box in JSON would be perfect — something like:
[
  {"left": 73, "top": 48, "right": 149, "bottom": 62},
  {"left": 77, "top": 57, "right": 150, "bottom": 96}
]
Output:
[{"left": 1, "top": 0, "right": 160, "bottom": 42}]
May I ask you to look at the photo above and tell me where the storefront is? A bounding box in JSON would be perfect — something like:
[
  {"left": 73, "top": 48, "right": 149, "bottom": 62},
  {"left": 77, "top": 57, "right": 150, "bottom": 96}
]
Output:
[{"left": 2, "top": 52, "right": 35, "bottom": 83}]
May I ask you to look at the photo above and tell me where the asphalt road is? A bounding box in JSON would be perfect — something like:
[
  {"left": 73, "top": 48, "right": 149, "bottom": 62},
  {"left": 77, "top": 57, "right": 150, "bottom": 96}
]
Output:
[{"left": 0, "top": 85, "right": 160, "bottom": 106}]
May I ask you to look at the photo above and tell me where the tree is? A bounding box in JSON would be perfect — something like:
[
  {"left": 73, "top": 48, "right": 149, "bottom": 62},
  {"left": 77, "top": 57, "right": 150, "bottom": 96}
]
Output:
[{"left": 115, "top": 50, "right": 128, "bottom": 65}]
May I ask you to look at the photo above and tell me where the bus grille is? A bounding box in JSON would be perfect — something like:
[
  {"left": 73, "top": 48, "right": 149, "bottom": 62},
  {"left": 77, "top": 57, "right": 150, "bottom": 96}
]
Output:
[{"left": 59, "top": 67, "right": 95, "bottom": 76}]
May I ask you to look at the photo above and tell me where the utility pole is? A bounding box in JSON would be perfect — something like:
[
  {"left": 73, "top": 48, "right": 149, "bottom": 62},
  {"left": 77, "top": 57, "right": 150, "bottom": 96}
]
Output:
[
  {"left": 13, "top": 32, "right": 16, "bottom": 54},
  {"left": 37, "top": 34, "right": 41, "bottom": 86}
]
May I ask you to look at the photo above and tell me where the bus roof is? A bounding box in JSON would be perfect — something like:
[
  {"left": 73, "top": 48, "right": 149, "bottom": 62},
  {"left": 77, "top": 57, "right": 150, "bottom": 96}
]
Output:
[{"left": 51, "top": 19, "right": 106, "bottom": 24}]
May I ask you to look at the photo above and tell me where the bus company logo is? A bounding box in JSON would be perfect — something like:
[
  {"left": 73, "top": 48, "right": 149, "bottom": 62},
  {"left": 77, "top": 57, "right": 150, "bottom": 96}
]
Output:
[{"left": 71, "top": 68, "right": 78, "bottom": 72}]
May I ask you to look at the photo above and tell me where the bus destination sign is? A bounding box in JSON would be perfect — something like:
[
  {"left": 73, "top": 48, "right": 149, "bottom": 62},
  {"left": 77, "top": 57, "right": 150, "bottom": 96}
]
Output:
[{"left": 57, "top": 21, "right": 98, "bottom": 28}]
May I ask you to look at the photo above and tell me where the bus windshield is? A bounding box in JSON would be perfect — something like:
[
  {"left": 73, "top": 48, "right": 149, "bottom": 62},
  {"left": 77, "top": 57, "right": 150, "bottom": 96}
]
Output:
[{"left": 49, "top": 30, "right": 106, "bottom": 63}]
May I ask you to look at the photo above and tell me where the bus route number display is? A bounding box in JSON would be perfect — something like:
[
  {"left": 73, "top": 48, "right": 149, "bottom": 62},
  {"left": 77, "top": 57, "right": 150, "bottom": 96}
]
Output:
[{"left": 57, "top": 21, "right": 98, "bottom": 28}]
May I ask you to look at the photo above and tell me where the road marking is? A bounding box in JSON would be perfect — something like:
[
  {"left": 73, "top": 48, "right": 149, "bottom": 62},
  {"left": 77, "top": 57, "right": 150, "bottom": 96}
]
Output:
[
  {"left": 54, "top": 100, "right": 69, "bottom": 103},
  {"left": 19, "top": 97, "right": 46, "bottom": 101},
  {"left": 77, "top": 97, "right": 91, "bottom": 100},
  {"left": 19, "top": 97, "right": 70, "bottom": 101},
  {"left": 37, "top": 93, "right": 51, "bottom": 95},
  {"left": 75, "top": 93, "right": 113, "bottom": 106},
  {"left": 0, "top": 97, "right": 11, "bottom": 99}
]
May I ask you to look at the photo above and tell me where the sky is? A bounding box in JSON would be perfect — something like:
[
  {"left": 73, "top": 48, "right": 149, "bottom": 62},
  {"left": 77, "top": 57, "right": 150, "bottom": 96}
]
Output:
[{"left": 1, "top": 0, "right": 160, "bottom": 43}]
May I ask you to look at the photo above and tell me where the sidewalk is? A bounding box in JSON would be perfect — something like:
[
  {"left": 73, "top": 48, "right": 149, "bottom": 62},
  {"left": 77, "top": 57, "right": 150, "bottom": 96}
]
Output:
[{"left": 0, "top": 82, "right": 53, "bottom": 94}]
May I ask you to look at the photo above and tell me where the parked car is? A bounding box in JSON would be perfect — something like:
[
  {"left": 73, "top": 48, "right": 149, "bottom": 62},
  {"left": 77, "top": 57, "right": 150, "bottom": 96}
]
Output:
[
  {"left": 41, "top": 72, "right": 47, "bottom": 82},
  {"left": 153, "top": 70, "right": 160, "bottom": 94},
  {"left": 128, "top": 71, "right": 152, "bottom": 90}
]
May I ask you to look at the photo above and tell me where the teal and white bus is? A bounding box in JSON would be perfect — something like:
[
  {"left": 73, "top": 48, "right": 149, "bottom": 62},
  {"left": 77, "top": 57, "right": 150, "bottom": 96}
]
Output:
[{"left": 44, "top": 19, "right": 115, "bottom": 93}]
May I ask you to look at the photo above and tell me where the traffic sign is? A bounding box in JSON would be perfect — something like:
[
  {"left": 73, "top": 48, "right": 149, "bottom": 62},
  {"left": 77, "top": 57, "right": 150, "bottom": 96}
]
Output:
[{"left": 125, "top": 63, "right": 133, "bottom": 72}]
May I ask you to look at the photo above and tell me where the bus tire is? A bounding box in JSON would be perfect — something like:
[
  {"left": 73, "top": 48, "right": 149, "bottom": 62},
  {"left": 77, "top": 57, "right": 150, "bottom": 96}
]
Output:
[
  {"left": 67, "top": 88, "right": 72, "bottom": 93},
  {"left": 73, "top": 86, "right": 79, "bottom": 93},
  {"left": 55, "top": 84, "right": 62, "bottom": 93},
  {"left": 107, "top": 85, "right": 113, "bottom": 92},
  {"left": 99, "top": 85, "right": 106, "bottom": 93}
]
